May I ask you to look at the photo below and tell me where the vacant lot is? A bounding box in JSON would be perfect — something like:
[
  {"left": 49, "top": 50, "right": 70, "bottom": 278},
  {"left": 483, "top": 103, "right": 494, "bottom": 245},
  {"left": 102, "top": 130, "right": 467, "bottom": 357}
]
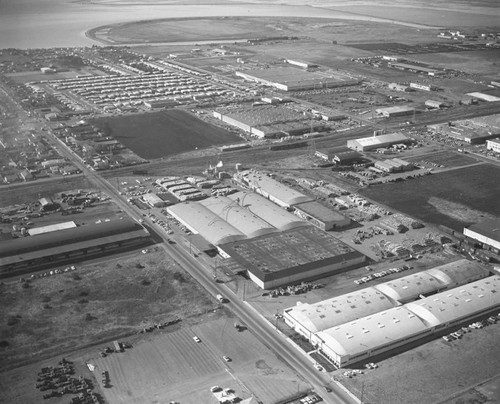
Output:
[
  {"left": 407, "top": 150, "right": 478, "bottom": 168},
  {"left": 0, "top": 248, "right": 215, "bottom": 371},
  {"left": 360, "top": 164, "right": 500, "bottom": 231},
  {"left": 90, "top": 110, "right": 240, "bottom": 159},
  {"left": 334, "top": 320, "right": 500, "bottom": 404},
  {"left": 87, "top": 317, "right": 307, "bottom": 404}
]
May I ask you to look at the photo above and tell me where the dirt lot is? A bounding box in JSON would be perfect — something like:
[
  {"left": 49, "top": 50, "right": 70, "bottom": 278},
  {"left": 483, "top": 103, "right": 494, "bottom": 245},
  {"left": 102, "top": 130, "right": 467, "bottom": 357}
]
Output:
[
  {"left": 332, "top": 320, "right": 500, "bottom": 404},
  {"left": 90, "top": 110, "right": 241, "bottom": 160},
  {"left": 0, "top": 248, "right": 215, "bottom": 372},
  {"left": 360, "top": 163, "right": 500, "bottom": 231},
  {"left": 86, "top": 316, "right": 309, "bottom": 404},
  {"left": 0, "top": 313, "right": 311, "bottom": 404}
]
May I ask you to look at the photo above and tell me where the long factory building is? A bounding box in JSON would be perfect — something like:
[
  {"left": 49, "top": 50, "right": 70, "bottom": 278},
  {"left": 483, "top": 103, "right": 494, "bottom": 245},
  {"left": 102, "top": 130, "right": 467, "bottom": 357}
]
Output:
[
  {"left": 0, "top": 218, "right": 151, "bottom": 276},
  {"left": 283, "top": 259, "right": 498, "bottom": 367},
  {"left": 168, "top": 185, "right": 364, "bottom": 288}
]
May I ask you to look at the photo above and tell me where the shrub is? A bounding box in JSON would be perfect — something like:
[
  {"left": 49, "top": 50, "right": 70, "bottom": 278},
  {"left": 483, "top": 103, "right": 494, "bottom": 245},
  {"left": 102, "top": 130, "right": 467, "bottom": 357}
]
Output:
[
  {"left": 7, "top": 316, "right": 19, "bottom": 326},
  {"left": 78, "top": 298, "right": 89, "bottom": 304},
  {"left": 0, "top": 340, "right": 9, "bottom": 348},
  {"left": 140, "top": 278, "right": 151, "bottom": 286},
  {"left": 79, "top": 290, "right": 89, "bottom": 297},
  {"left": 72, "top": 273, "right": 81, "bottom": 281},
  {"left": 41, "top": 295, "right": 51, "bottom": 303},
  {"left": 84, "top": 313, "right": 95, "bottom": 321}
]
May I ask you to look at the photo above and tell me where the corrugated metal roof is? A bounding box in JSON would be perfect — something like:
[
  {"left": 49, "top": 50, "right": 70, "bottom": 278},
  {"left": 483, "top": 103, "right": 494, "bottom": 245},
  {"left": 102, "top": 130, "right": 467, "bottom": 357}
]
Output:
[
  {"left": 28, "top": 221, "right": 77, "bottom": 236},
  {"left": 465, "top": 219, "right": 500, "bottom": 243}
]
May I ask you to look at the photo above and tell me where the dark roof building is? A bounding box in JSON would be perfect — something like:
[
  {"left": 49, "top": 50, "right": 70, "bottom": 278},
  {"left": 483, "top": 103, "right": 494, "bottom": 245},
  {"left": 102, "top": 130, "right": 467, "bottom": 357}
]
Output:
[{"left": 0, "top": 218, "right": 151, "bottom": 274}]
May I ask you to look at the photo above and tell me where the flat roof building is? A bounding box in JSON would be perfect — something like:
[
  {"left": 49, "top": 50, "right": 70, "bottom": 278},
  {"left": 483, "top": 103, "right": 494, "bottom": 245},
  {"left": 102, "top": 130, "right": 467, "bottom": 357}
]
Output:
[
  {"left": 347, "top": 133, "right": 410, "bottom": 152},
  {"left": 293, "top": 201, "right": 350, "bottom": 231},
  {"left": 464, "top": 219, "right": 500, "bottom": 253},
  {"left": 220, "top": 226, "right": 365, "bottom": 289},
  {"left": 28, "top": 221, "right": 77, "bottom": 236},
  {"left": 234, "top": 170, "right": 313, "bottom": 208},
  {"left": 375, "top": 106, "right": 416, "bottom": 118}
]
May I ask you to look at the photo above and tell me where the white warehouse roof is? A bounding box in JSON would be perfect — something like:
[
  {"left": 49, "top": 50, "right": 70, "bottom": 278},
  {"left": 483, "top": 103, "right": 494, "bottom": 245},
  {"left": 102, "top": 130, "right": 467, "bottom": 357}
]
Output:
[
  {"left": 199, "top": 196, "right": 276, "bottom": 238},
  {"left": 426, "top": 259, "right": 488, "bottom": 287},
  {"left": 167, "top": 202, "right": 247, "bottom": 245},
  {"left": 284, "top": 287, "right": 394, "bottom": 334},
  {"left": 238, "top": 170, "right": 313, "bottom": 207},
  {"left": 374, "top": 272, "right": 445, "bottom": 304},
  {"left": 316, "top": 306, "right": 428, "bottom": 358},
  {"left": 228, "top": 191, "right": 307, "bottom": 231},
  {"left": 350, "top": 133, "right": 408, "bottom": 148},
  {"left": 405, "top": 276, "right": 500, "bottom": 327}
]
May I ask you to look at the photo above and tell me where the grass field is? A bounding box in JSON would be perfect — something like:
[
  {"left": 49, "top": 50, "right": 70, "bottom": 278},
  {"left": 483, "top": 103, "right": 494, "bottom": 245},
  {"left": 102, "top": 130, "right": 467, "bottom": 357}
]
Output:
[
  {"left": 360, "top": 164, "right": 500, "bottom": 232},
  {"left": 90, "top": 110, "right": 240, "bottom": 159},
  {"left": 407, "top": 150, "right": 478, "bottom": 168},
  {"left": 0, "top": 249, "right": 215, "bottom": 372}
]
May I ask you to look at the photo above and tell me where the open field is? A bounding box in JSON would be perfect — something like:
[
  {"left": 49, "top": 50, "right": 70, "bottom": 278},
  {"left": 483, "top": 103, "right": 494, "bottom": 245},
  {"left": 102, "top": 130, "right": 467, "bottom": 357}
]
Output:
[
  {"left": 407, "top": 150, "right": 478, "bottom": 168},
  {"left": 90, "top": 110, "right": 241, "bottom": 159},
  {"left": 0, "top": 248, "right": 215, "bottom": 371},
  {"left": 360, "top": 163, "right": 500, "bottom": 231}
]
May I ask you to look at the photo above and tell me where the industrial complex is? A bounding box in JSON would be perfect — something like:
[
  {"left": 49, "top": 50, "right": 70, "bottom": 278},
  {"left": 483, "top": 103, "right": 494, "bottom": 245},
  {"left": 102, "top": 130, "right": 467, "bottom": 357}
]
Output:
[
  {"left": 2, "top": 10, "right": 500, "bottom": 404},
  {"left": 284, "top": 260, "right": 495, "bottom": 367}
]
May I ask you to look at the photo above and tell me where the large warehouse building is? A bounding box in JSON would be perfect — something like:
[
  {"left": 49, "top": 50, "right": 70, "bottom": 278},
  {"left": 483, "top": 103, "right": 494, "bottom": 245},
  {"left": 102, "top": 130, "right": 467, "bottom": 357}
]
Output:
[
  {"left": 235, "top": 67, "right": 359, "bottom": 92},
  {"left": 284, "top": 260, "right": 494, "bottom": 366},
  {"left": 213, "top": 105, "right": 321, "bottom": 138},
  {"left": 463, "top": 219, "right": 500, "bottom": 254},
  {"left": 168, "top": 190, "right": 365, "bottom": 288},
  {"left": 220, "top": 226, "right": 365, "bottom": 289},
  {"left": 0, "top": 218, "right": 151, "bottom": 275},
  {"left": 234, "top": 170, "right": 313, "bottom": 208},
  {"left": 347, "top": 132, "right": 410, "bottom": 152}
]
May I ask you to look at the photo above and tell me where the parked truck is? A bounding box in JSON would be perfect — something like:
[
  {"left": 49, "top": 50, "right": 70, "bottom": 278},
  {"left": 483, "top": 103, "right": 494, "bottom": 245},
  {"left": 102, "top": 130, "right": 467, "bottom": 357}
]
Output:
[
  {"left": 216, "top": 294, "right": 226, "bottom": 303},
  {"left": 113, "top": 340, "right": 122, "bottom": 353}
]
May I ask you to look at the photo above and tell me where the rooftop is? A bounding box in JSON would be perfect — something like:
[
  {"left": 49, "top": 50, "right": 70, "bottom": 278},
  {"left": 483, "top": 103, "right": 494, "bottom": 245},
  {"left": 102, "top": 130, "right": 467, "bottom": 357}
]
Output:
[
  {"left": 465, "top": 219, "right": 500, "bottom": 243},
  {"left": 293, "top": 201, "right": 349, "bottom": 223}
]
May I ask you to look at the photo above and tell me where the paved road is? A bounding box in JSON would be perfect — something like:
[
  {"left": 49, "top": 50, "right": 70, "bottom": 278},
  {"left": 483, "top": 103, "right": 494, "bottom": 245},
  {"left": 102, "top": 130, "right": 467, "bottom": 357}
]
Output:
[{"left": 44, "top": 128, "right": 356, "bottom": 404}]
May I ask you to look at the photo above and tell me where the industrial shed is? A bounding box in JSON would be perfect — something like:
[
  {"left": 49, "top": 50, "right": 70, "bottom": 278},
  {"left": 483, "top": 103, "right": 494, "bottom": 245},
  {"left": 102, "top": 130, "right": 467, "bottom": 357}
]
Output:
[
  {"left": 220, "top": 226, "right": 365, "bottom": 289},
  {"left": 28, "top": 221, "right": 77, "bottom": 236},
  {"left": 373, "top": 272, "right": 445, "bottom": 304},
  {"left": 283, "top": 287, "right": 394, "bottom": 338},
  {"left": 143, "top": 193, "right": 168, "bottom": 208},
  {"left": 199, "top": 196, "right": 276, "bottom": 239},
  {"left": 375, "top": 106, "right": 415, "bottom": 118},
  {"left": 293, "top": 201, "right": 350, "bottom": 231},
  {"left": 234, "top": 170, "right": 313, "bottom": 208},
  {"left": 314, "top": 306, "right": 430, "bottom": 367},
  {"left": 283, "top": 259, "right": 491, "bottom": 366},
  {"left": 167, "top": 202, "right": 247, "bottom": 246},
  {"left": 227, "top": 191, "right": 307, "bottom": 231},
  {"left": 347, "top": 133, "right": 410, "bottom": 152},
  {"left": 463, "top": 219, "right": 500, "bottom": 253},
  {"left": 0, "top": 219, "right": 151, "bottom": 274},
  {"left": 405, "top": 275, "right": 500, "bottom": 328},
  {"left": 426, "top": 259, "right": 489, "bottom": 287}
]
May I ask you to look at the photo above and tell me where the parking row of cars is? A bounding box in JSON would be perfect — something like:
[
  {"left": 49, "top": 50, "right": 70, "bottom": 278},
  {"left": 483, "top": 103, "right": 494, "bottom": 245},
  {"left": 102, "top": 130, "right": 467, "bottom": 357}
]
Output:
[
  {"left": 442, "top": 314, "right": 499, "bottom": 342},
  {"left": 354, "top": 265, "right": 412, "bottom": 285}
]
